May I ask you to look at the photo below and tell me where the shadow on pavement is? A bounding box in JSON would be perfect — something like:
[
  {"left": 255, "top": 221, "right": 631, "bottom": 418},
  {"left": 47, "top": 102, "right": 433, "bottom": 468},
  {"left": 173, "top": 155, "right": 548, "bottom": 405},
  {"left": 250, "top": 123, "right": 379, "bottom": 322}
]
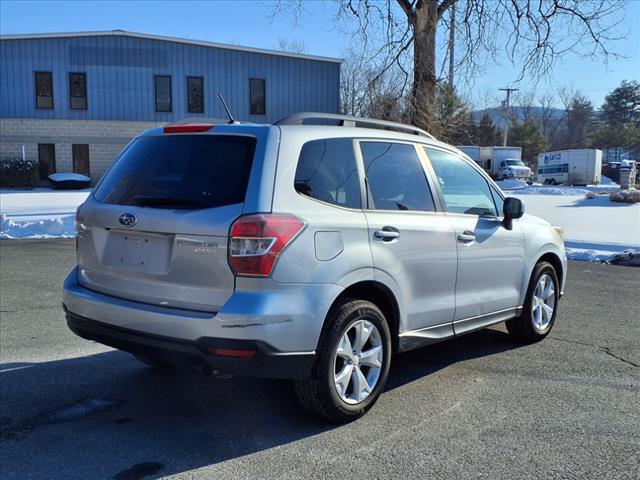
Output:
[{"left": 0, "top": 328, "right": 522, "bottom": 479}]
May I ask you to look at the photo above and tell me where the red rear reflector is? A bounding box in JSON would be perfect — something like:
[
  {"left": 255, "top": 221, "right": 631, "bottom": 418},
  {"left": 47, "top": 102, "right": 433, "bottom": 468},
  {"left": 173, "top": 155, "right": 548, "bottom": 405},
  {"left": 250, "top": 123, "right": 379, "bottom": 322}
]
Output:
[
  {"left": 229, "top": 214, "right": 305, "bottom": 277},
  {"left": 207, "top": 347, "right": 257, "bottom": 358},
  {"left": 163, "top": 124, "right": 214, "bottom": 133}
]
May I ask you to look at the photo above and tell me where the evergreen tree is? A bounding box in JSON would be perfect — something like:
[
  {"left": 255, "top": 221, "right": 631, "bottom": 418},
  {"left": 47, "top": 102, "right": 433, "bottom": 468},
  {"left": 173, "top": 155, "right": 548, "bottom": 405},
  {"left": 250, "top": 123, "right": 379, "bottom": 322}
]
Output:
[
  {"left": 509, "top": 118, "right": 549, "bottom": 167},
  {"left": 476, "top": 112, "right": 502, "bottom": 146},
  {"left": 590, "top": 80, "right": 640, "bottom": 157},
  {"left": 565, "top": 94, "right": 594, "bottom": 149},
  {"left": 602, "top": 80, "right": 640, "bottom": 127}
]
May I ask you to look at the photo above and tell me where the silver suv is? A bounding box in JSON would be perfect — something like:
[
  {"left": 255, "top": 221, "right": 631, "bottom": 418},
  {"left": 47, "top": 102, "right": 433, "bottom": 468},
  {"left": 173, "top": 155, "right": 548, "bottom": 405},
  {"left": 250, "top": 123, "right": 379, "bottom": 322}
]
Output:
[{"left": 63, "top": 113, "right": 567, "bottom": 422}]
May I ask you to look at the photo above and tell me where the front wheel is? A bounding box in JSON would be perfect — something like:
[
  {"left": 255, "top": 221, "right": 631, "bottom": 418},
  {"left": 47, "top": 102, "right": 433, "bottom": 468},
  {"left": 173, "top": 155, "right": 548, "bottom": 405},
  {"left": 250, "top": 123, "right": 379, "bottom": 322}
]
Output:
[
  {"left": 506, "top": 261, "right": 560, "bottom": 342},
  {"left": 295, "top": 299, "right": 392, "bottom": 422}
]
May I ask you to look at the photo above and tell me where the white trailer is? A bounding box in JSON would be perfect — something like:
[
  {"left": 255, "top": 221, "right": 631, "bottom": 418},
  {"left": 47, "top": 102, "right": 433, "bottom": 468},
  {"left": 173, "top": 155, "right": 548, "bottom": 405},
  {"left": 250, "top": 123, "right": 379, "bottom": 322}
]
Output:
[
  {"left": 456, "top": 145, "right": 531, "bottom": 181},
  {"left": 537, "top": 149, "right": 603, "bottom": 185},
  {"left": 457, "top": 145, "right": 481, "bottom": 163}
]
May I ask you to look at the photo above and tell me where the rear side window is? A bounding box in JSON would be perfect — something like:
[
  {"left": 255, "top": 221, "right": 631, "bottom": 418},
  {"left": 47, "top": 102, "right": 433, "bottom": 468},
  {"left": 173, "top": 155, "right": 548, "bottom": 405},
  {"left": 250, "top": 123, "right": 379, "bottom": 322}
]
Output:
[
  {"left": 294, "top": 138, "right": 361, "bottom": 209},
  {"left": 94, "top": 135, "right": 256, "bottom": 209},
  {"left": 361, "top": 142, "right": 435, "bottom": 212}
]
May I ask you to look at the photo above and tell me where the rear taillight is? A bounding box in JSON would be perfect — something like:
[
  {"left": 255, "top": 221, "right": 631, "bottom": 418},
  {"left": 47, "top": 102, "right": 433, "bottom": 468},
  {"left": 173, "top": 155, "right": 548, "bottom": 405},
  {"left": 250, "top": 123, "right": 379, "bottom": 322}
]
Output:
[
  {"left": 163, "top": 124, "right": 214, "bottom": 133},
  {"left": 229, "top": 214, "right": 305, "bottom": 277}
]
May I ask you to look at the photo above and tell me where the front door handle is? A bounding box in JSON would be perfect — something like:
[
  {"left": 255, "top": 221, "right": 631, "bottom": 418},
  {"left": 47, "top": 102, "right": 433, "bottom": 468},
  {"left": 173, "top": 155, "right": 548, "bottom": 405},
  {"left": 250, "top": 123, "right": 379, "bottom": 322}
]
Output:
[
  {"left": 457, "top": 230, "right": 476, "bottom": 243},
  {"left": 374, "top": 227, "right": 400, "bottom": 241}
]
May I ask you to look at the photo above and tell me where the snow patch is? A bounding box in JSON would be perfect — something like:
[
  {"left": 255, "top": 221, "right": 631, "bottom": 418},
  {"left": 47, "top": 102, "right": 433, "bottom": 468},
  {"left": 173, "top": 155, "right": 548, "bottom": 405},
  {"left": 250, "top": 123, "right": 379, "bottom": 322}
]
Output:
[
  {"left": 0, "top": 188, "right": 90, "bottom": 239},
  {"left": 48, "top": 173, "right": 91, "bottom": 182},
  {"left": 496, "top": 179, "right": 528, "bottom": 190}
]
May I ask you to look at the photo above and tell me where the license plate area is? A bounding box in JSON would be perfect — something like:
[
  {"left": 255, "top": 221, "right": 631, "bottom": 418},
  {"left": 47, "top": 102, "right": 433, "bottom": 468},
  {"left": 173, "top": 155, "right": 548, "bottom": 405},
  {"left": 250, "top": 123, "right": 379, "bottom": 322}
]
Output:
[{"left": 102, "top": 230, "right": 173, "bottom": 274}]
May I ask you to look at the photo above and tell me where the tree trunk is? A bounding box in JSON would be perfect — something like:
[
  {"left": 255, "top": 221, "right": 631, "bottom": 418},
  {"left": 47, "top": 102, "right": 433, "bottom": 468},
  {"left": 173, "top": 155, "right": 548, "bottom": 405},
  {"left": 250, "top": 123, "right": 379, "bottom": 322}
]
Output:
[{"left": 411, "top": 1, "right": 438, "bottom": 134}]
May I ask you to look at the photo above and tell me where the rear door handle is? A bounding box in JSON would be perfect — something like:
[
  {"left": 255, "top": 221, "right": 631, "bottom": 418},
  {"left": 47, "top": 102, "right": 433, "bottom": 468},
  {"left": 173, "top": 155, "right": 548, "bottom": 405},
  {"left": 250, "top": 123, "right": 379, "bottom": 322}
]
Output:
[
  {"left": 457, "top": 230, "right": 476, "bottom": 243},
  {"left": 374, "top": 227, "right": 400, "bottom": 241}
]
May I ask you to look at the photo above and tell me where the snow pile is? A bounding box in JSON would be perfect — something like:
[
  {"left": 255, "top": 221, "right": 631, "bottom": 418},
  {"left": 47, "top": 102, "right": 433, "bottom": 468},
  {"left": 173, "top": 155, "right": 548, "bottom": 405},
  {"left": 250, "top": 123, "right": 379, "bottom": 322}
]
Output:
[
  {"left": 0, "top": 188, "right": 90, "bottom": 239},
  {"left": 1, "top": 213, "right": 77, "bottom": 239},
  {"left": 515, "top": 193, "right": 640, "bottom": 263},
  {"left": 504, "top": 184, "right": 594, "bottom": 196},
  {"left": 49, "top": 173, "right": 91, "bottom": 182},
  {"left": 565, "top": 244, "right": 637, "bottom": 263}
]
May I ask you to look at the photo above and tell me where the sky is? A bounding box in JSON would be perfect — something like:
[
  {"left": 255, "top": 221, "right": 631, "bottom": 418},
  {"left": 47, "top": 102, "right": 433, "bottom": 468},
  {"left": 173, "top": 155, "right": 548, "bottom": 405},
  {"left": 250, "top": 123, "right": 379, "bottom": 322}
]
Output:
[{"left": 1, "top": 0, "right": 639, "bottom": 109}]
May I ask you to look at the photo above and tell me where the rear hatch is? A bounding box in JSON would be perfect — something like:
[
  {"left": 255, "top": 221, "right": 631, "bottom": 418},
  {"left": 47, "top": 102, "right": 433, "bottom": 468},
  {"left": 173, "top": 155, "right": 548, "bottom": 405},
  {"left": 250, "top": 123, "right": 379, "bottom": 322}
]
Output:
[{"left": 76, "top": 128, "right": 260, "bottom": 312}]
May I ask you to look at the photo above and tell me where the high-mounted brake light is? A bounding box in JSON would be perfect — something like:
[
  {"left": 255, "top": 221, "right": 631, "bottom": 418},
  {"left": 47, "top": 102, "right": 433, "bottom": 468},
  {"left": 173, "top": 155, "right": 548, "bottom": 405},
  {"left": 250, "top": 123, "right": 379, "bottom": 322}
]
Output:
[
  {"left": 229, "top": 214, "right": 305, "bottom": 277},
  {"left": 163, "top": 124, "right": 214, "bottom": 133}
]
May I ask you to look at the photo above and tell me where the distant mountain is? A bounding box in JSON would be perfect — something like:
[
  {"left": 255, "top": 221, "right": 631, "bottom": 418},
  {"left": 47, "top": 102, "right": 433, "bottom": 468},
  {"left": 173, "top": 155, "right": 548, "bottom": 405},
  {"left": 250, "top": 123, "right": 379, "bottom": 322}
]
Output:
[{"left": 472, "top": 106, "right": 565, "bottom": 128}]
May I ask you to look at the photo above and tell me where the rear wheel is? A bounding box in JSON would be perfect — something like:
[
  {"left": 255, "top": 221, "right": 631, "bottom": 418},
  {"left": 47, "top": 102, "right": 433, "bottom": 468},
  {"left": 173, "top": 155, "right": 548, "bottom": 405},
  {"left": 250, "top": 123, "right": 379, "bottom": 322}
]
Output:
[
  {"left": 506, "top": 261, "right": 559, "bottom": 342},
  {"left": 295, "top": 299, "right": 392, "bottom": 422}
]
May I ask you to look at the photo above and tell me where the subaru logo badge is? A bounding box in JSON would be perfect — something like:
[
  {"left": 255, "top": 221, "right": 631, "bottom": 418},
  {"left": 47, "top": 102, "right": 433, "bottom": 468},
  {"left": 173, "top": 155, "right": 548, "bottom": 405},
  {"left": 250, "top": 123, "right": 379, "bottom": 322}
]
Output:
[{"left": 119, "top": 213, "right": 137, "bottom": 227}]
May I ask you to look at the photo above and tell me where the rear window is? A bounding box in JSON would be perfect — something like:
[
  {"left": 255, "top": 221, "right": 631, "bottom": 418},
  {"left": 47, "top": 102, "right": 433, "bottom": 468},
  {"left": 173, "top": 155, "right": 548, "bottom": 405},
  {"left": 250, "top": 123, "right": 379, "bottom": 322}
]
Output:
[{"left": 94, "top": 135, "right": 256, "bottom": 209}]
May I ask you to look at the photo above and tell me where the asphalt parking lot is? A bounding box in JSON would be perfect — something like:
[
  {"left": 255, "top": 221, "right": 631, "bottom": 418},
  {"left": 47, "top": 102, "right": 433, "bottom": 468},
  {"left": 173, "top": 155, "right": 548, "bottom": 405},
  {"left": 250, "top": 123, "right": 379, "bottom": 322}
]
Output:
[{"left": 1, "top": 239, "right": 638, "bottom": 480}]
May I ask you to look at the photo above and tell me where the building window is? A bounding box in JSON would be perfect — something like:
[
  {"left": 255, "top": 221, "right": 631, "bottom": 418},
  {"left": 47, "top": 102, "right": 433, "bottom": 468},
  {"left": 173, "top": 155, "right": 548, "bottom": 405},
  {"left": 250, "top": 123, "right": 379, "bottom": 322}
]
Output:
[
  {"left": 155, "top": 75, "right": 172, "bottom": 112},
  {"left": 250, "top": 78, "right": 266, "bottom": 115},
  {"left": 69, "top": 72, "right": 87, "bottom": 110},
  {"left": 38, "top": 144, "right": 56, "bottom": 180},
  {"left": 35, "top": 71, "right": 53, "bottom": 109},
  {"left": 72, "top": 144, "right": 90, "bottom": 176},
  {"left": 187, "top": 76, "right": 204, "bottom": 113}
]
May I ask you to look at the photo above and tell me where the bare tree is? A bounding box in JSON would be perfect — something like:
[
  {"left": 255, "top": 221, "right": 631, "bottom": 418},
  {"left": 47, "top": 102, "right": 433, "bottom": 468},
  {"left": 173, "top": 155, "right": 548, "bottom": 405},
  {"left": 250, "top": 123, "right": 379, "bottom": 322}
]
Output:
[
  {"left": 276, "top": 38, "right": 307, "bottom": 54},
  {"left": 272, "top": 0, "right": 626, "bottom": 136}
]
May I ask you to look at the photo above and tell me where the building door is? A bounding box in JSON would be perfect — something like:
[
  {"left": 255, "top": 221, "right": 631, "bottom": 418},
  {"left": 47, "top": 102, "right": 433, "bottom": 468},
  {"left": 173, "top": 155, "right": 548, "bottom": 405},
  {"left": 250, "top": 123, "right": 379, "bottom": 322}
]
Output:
[
  {"left": 38, "top": 143, "right": 56, "bottom": 180},
  {"left": 72, "top": 144, "right": 90, "bottom": 176}
]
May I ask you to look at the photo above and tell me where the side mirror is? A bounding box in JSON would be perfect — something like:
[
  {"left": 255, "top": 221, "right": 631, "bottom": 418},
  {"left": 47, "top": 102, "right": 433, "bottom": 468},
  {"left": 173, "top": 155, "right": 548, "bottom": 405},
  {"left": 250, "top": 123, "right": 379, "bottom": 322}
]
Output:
[{"left": 503, "top": 197, "right": 524, "bottom": 230}]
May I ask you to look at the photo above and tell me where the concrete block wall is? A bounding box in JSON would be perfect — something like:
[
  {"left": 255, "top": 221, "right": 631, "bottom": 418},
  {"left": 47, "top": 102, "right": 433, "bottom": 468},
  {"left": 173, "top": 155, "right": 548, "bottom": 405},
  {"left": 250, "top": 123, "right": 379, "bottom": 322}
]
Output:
[{"left": 0, "top": 118, "right": 165, "bottom": 180}]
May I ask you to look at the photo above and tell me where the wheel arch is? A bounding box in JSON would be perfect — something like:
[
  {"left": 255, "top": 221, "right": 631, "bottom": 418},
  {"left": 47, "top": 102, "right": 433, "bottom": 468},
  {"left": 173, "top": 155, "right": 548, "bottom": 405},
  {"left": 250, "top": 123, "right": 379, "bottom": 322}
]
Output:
[
  {"left": 535, "top": 251, "right": 564, "bottom": 287},
  {"left": 322, "top": 280, "right": 401, "bottom": 354}
]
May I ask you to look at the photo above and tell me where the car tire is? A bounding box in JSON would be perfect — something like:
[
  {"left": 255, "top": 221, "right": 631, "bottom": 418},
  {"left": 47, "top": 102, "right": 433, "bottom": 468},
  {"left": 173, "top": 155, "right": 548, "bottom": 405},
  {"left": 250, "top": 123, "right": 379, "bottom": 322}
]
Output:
[
  {"left": 294, "top": 299, "right": 392, "bottom": 423},
  {"left": 506, "top": 261, "right": 560, "bottom": 342}
]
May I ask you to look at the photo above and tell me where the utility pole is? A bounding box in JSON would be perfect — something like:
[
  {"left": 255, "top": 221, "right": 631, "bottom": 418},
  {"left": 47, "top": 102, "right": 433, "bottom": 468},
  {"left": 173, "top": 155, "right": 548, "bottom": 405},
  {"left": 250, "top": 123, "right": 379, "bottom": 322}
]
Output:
[
  {"left": 499, "top": 87, "right": 517, "bottom": 146},
  {"left": 448, "top": 1, "right": 456, "bottom": 87}
]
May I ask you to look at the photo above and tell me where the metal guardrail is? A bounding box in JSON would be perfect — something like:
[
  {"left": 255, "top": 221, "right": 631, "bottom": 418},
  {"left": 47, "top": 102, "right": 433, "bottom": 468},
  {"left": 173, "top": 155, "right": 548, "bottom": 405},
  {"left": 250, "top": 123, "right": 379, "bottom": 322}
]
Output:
[{"left": 276, "top": 112, "right": 436, "bottom": 140}]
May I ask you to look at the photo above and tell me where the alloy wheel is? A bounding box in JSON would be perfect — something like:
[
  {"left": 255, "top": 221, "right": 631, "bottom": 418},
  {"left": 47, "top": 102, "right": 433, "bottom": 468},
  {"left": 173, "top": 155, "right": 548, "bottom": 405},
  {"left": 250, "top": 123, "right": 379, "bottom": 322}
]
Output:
[
  {"left": 531, "top": 273, "right": 556, "bottom": 331},
  {"left": 332, "top": 319, "right": 384, "bottom": 405}
]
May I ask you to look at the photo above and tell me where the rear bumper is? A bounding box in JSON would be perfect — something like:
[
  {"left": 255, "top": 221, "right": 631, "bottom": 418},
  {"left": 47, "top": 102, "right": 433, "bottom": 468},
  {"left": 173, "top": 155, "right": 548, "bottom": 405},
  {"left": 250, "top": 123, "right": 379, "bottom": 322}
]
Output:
[{"left": 66, "top": 311, "right": 315, "bottom": 379}]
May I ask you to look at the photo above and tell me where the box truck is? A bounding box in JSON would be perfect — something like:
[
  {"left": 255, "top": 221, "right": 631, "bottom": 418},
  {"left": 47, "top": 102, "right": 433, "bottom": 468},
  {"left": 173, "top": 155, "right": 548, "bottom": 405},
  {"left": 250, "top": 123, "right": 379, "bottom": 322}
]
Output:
[
  {"left": 537, "top": 149, "right": 602, "bottom": 185},
  {"left": 457, "top": 145, "right": 532, "bottom": 181}
]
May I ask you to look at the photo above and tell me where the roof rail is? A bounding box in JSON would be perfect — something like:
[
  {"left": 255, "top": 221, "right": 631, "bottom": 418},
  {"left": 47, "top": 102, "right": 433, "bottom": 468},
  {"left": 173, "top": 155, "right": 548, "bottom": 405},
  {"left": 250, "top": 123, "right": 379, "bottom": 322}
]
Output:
[{"left": 276, "top": 112, "right": 436, "bottom": 139}]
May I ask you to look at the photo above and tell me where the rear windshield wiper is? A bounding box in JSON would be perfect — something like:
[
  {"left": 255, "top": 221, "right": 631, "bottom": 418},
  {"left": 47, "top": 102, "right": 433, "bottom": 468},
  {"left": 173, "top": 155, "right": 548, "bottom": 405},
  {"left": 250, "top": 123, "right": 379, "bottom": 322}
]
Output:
[{"left": 132, "top": 195, "right": 207, "bottom": 209}]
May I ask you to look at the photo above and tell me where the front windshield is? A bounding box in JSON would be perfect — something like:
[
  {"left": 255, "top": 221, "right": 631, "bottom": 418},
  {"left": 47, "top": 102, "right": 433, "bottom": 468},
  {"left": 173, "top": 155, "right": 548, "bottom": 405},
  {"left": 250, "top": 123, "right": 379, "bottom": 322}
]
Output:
[{"left": 505, "top": 159, "right": 525, "bottom": 166}]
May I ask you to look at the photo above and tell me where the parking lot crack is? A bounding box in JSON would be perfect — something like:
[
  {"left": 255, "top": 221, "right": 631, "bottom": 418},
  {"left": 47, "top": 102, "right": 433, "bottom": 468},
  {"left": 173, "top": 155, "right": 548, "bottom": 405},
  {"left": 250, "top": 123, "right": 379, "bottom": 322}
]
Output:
[{"left": 550, "top": 336, "right": 639, "bottom": 368}]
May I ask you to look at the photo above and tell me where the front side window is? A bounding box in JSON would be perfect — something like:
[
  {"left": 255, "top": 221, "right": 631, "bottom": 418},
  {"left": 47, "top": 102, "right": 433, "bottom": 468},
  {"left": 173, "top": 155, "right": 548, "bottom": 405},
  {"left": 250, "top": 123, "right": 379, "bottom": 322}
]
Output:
[
  {"left": 250, "top": 78, "right": 266, "bottom": 115},
  {"left": 490, "top": 186, "right": 505, "bottom": 217},
  {"left": 294, "top": 138, "right": 361, "bottom": 209},
  {"left": 35, "top": 71, "right": 53, "bottom": 109},
  {"left": 69, "top": 72, "right": 87, "bottom": 110},
  {"left": 187, "top": 76, "right": 204, "bottom": 113},
  {"left": 155, "top": 75, "right": 172, "bottom": 112},
  {"left": 425, "top": 148, "right": 497, "bottom": 217},
  {"left": 361, "top": 142, "right": 435, "bottom": 212}
]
